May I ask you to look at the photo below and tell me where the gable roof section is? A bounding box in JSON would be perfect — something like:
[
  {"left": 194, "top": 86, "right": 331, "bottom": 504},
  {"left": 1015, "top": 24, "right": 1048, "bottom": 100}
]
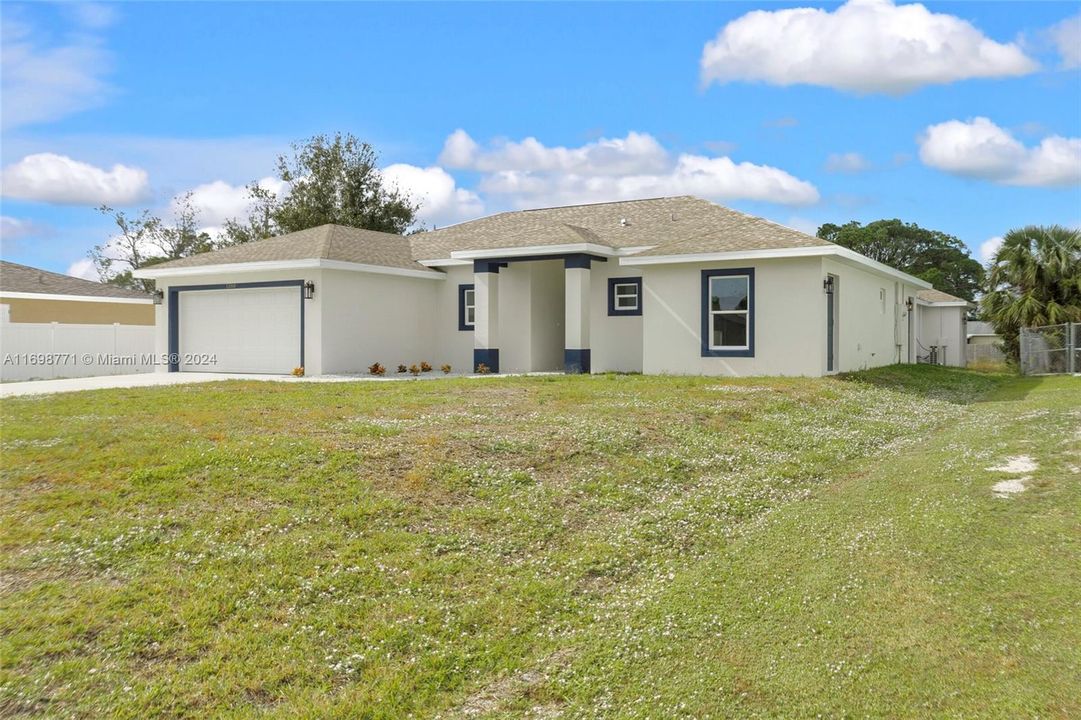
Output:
[
  {"left": 917, "top": 289, "right": 973, "bottom": 306},
  {"left": 0, "top": 261, "right": 151, "bottom": 300},
  {"left": 128, "top": 197, "right": 928, "bottom": 288},
  {"left": 141, "top": 224, "right": 432, "bottom": 274},
  {"left": 410, "top": 196, "right": 832, "bottom": 261}
]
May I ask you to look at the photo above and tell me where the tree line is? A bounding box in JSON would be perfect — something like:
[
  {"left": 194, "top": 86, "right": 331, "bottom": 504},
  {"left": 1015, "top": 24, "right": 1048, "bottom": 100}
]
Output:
[{"left": 92, "top": 132, "right": 1080, "bottom": 363}]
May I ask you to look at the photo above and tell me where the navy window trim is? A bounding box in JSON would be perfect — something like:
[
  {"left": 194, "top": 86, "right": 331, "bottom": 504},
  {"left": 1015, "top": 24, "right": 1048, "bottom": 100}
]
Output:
[
  {"left": 167, "top": 279, "right": 305, "bottom": 372},
  {"left": 608, "top": 277, "right": 643, "bottom": 316},
  {"left": 458, "top": 283, "right": 475, "bottom": 331},
  {"left": 700, "top": 268, "right": 755, "bottom": 358}
]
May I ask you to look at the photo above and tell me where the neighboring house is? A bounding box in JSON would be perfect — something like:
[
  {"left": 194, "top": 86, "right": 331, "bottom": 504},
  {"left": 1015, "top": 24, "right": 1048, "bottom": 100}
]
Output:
[
  {"left": 134, "top": 196, "right": 958, "bottom": 377},
  {"left": 965, "top": 320, "right": 1006, "bottom": 365},
  {"left": 1, "top": 261, "right": 154, "bottom": 325},
  {"left": 911, "top": 289, "right": 974, "bottom": 368},
  {"left": 966, "top": 321, "right": 1001, "bottom": 346},
  {"left": 0, "top": 261, "right": 155, "bottom": 381}
]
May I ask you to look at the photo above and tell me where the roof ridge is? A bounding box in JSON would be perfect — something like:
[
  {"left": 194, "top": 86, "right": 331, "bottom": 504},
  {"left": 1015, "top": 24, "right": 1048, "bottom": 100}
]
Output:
[{"left": 520, "top": 195, "right": 691, "bottom": 212}]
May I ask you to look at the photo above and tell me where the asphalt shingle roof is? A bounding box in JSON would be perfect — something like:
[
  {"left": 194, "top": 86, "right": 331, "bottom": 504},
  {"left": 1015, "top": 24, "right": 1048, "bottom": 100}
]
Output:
[
  {"left": 141, "top": 197, "right": 838, "bottom": 273},
  {"left": 0, "top": 261, "right": 151, "bottom": 299},
  {"left": 917, "top": 289, "right": 972, "bottom": 304},
  {"left": 147, "top": 224, "right": 432, "bottom": 273},
  {"left": 409, "top": 196, "right": 832, "bottom": 260}
]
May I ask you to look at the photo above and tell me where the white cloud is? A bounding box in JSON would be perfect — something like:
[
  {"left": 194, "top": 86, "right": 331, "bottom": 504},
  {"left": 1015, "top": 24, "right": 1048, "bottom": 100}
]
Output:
[
  {"left": 0, "top": 215, "right": 52, "bottom": 242},
  {"left": 1, "top": 153, "right": 150, "bottom": 205},
  {"left": 825, "top": 152, "right": 871, "bottom": 173},
  {"left": 66, "top": 258, "right": 99, "bottom": 281},
  {"left": 1048, "top": 12, "right": 1081, "bottom": 69},
  {"left": 440, "top": 130, "right": 669, "bottom": 176},
  {"left": 66, "top": 3, "right": 118, "bottom": 30},
  {"left": 0, "top": 12, "right": 113, "bottom": 130},
  {"left": 381, "top": 164, "right": 483, "bottom": 226},
  {"left": 443, "top": 130, "right": 819, "bottom": 208},
  {"left": 700, "top": 0, "right": 1037, "bottom": 95},
  {"left": 918, "top": 117, "right": 1081, "bottom": 187},
  {"left": 979, "top": 236, "right": 1003, "bottom": 264},
  {"left": 181, "top": 176, "right": 286, "bottom": 226}
]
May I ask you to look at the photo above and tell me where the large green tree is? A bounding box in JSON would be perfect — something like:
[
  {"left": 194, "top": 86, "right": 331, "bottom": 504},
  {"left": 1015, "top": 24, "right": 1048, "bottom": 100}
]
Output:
[
  {"left": 981, "top": 225, "right": 1081, "bottom": 361},
  {"left": 93, "top": 193, "right": 212, "bottom": 292},
  {"left": 219, "top": 133, "right": 419, "bottom": 245},
  {"left": 817, "top": 219, "right": 984, "bottom": 301}
]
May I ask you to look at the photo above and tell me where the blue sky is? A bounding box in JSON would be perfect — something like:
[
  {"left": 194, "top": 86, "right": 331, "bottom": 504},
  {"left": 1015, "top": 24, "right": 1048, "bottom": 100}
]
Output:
[{"left": 1, "top": 1, "right": 1079, "bottom": 277}]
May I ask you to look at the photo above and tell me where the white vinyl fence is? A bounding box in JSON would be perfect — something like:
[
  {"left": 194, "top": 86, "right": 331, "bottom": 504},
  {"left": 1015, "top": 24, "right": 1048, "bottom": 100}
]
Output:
[{"left": 1, "top": 318, "right": 156, "bottom": 382}]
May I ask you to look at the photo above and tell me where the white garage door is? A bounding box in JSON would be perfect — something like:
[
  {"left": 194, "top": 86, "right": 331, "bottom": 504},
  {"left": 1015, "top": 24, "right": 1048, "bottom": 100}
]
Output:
[{"left": 178, "top": 286, "right": 302, "bottom": 373}]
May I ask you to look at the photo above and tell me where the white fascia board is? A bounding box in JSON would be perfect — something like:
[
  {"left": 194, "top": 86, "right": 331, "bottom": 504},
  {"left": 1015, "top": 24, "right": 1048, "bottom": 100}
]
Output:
[
  {"left": 620, "top": 245, "right": 932, "bottom": 289},
  {"left": 133, "top": 259, "right": 444, "bottom": 281},
  {"left": 0, "top": 291, "right": 152, "bottom": 304},
  {"left": 829, "top": 246, "right": 933, "bottom": 288},
  {"left": 917, "top": 299, "right": 971, "bottom": 308},
  {"left": 418, "top": 258, "right": 472, "bottom": 267},
  {"left": 319, "top": 260, "right": 445, "bottom": 280},
  {"left": 449, "top": 242, "right": 618, "bottom": 260}
]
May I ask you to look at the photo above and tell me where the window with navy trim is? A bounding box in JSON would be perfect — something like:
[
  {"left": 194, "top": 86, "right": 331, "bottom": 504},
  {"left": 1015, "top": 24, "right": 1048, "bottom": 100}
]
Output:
[
  {"left": 701, "top": 268, "right": 754, "bottom": 357},
  {"left": 458, "top": 284, "right": 475, "bottom": 331},
  {"left": 608, "top": 277, "right": 642, "bottom": 316}
]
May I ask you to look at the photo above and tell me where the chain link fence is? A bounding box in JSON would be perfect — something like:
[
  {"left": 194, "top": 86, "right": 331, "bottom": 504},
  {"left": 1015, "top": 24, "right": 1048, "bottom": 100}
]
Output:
[{"left": 1020, "top": 323, "right": 1080, "bottom": 375}]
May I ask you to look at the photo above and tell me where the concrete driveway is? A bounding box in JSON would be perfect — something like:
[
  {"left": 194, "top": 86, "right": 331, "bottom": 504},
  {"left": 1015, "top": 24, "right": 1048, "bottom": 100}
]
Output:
[{"left": 0, "top": 372, "right": 355, "bottom": 398}]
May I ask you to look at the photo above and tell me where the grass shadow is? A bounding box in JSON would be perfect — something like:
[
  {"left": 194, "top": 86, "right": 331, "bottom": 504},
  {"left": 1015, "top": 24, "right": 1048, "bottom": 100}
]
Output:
[{"left": 837, "top": 364, "right": 1019, "bottom": 405}]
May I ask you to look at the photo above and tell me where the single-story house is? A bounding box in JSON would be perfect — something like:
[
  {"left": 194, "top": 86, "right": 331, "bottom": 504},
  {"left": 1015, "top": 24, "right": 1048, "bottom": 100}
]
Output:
[
  {"left": 133, "top": 196, "right": 968, "bottom": 377},
  {"left": 1, "top": 261, "right": 155, "bottom": 381},
  {"left": 1, "top": 260, "right": 153, "bottom": 325}
]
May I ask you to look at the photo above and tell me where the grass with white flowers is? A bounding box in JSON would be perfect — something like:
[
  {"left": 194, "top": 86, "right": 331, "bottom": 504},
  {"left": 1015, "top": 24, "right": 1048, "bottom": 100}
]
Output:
[{"left": 1, "top": 366, "right": 1078, "bottom": 718}]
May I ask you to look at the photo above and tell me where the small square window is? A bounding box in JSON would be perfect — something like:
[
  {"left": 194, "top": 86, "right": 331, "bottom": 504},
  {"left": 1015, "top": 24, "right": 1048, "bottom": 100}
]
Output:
[{"left": 608, "top": 277, "right": 642, "bottom": 316}]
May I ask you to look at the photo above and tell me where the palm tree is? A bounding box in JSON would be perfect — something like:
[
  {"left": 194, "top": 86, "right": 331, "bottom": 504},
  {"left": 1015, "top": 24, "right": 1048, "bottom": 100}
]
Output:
[{"left": 981, "top": 225, "right": 1081, "bottom": 362}]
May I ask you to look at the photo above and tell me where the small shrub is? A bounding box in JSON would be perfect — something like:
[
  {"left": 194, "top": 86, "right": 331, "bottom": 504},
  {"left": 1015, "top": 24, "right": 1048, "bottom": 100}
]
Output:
[
  {"left": 397, "top": 364, "right": 408, "bottom": 373},
  {"left": 476, "top": 363, "right": 491, "bottom": 375},
  {"left": 368, "top": 362, "right": 386, "bottom": 376},
  {"left": 291, "top": 366, "right": 305, "bottom": 377},
  {"left": 420, "top": 361, "right": 433, "bottom": 373},
  {"left": 441, "top": 364, "right": 452, "bottom": 374},
  {"left": 409, "top": 364, "right": 421, "bottom": 377}
]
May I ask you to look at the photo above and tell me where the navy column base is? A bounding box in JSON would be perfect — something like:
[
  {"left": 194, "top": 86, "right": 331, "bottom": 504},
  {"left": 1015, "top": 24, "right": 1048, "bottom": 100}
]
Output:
[
  {"left": 564, "top": 348, "right": 591, "bottom": 374},
  {"left": 473, "top": 348, "right": 500, "bottom": 373}
]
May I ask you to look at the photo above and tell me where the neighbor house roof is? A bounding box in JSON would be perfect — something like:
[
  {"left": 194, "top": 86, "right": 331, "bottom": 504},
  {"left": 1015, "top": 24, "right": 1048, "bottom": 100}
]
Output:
[
  {"left": 141, "top": 224, "right": 433, "bottom": 274},
  {"left": 409, "top": 196, "right": 832, "bottom": 261},
  {"left": 0, "top": 260, "right": 151, "bottom": 300},
  {"left": 917, "top": 289, "right": 973, "bottom": 306}
]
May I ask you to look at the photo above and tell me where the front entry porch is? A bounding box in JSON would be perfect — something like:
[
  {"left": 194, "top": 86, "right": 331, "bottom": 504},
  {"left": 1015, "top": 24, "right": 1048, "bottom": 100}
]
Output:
[{"left": 471, "top": 253, "right": 606, "bottom": 374}]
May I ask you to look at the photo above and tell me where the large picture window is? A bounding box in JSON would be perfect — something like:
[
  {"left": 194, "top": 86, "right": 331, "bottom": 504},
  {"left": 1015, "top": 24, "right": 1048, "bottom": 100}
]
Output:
[
  {"left": 607, "top": 277, "right": 642, "bottom": 316},
  {"left": 701, "top": 268, "right": 754, "bottom": 357},
  {"left": 458, "top": 284, "right": 475, "bottom": 331}
]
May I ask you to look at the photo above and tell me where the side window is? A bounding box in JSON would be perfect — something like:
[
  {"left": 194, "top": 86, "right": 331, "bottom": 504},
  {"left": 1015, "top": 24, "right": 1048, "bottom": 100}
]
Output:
[
  {"left": 608, "top": 277, "right": 642, "bottom": 316},
  {"left": 458, "top": 284, "right": 475, "bottom": 331},
  {"left": 701, "top": 268, "right": 754, "bottom": 357}
]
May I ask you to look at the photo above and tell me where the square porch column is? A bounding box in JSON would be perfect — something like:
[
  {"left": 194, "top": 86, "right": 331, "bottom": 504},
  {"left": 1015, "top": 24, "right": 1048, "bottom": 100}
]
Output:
[
  {"left": 564, "top": 255, "right": 592, "bottom": 373},
  {"left": 473, "top": 260, "right": 500, "bottom": 373}
]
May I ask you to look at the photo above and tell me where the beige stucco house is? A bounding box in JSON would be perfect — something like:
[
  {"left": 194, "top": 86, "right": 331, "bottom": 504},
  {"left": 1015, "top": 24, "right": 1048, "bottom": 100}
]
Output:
[
  {"left": 1, "top": 261, "right": 153, "bottom": 325},
  {"left": 133, "top": 196, "right": 969, "bottom": 377}
]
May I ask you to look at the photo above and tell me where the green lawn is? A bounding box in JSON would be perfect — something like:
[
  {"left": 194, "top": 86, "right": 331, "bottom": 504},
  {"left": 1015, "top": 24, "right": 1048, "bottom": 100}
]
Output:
[{"left": 1, "top": 367, "right": 1078, "bottom": 718}]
